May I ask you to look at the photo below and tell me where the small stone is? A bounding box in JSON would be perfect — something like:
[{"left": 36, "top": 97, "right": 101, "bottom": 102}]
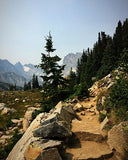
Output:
[
  {"left": 73, "top": 103, "right": 84, "bottom": 112},
  {"left": 0, "top": 131, "right": 4, "bottom": 137},
  {"left": 15, "top": 98, "right": 19, "bottom": 102},
  {"left": 81, "top": 111, "right": 85, "bottom": 116},
  {"left": 25, "top": 105, "right": 31, "bottom": 108},
  {"left": 23, "top": 100, "right": 26, "bottom": 103}
]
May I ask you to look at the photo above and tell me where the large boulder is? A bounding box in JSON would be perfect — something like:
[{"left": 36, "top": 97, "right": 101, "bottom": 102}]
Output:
[
  {"left": 24, "top": 139, "right": 62, "bottom": 160},
  {"left": 36, "top": 148, "right": 62, "bottom": 160},
  {"left": 23, "top": 107, "right": 39, "bottom": 131},
  {"left": 7, "top": 102, "right": 75, "bottom": 160},
  {"left": 6, "top": 113, "right": 45, "bottom": 160},
  {"left": 33, "top": 105, "right": 75, "bottom": 139},
  {"left": 33, "top": 120, "right": 72, "bottom": 139},
  {"left": 0, "top": 103, "right": 6, "bottom": 111},
  {"left": 0, "top": 103, "right": 16, "bottom": 115},
  {"left": 54, "top": 105, "right": 75, "bottom": 122},
  {"left": 107, "top": 121, "right": 128, "bottom": 160},
  {"left": 11, "top": 118, "right": 23, "bottom": 127}
]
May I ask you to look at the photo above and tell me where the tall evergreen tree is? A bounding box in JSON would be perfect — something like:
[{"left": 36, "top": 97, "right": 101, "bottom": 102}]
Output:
[
  {"left": 38, "top": 32, "right": 66, "bottom": 105},
  {"left": 68, "top": 67, "right": 77, "bottom": 91},
  {"left": 32, "top": 74, "right": 36, "bottom": 89},
  {"left": 113, "top": 21, "right": 123, "bottom": 62},
  {"left": 35, "top": 76, "right": 39, "bottom": 88},
  {"left": 122, "top": 18, "right": 128, "bottom": 49},
  {"left": 76, "top": 59, "right": 81, "bottom": 84}
]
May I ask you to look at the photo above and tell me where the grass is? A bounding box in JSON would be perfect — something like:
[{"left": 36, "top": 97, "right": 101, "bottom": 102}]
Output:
[{"left": 0, "top": 90, "right": 42, "bottom": 130}]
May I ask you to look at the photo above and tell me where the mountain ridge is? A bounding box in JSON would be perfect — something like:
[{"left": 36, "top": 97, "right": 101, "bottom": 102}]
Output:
[
  {"left": 0, "top": 59, "right": 42, "bottom": 87},
  {"left": 0, "top": 52, "right": 82, "bottom": 87}
]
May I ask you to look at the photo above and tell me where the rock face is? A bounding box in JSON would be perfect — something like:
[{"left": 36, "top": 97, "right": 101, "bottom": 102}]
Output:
[
  {"left": 107, "top": 121, "right": 128, "bottom": 160},
  {"left": 62, "top": 52, "right": 82, "bottom": 76}
]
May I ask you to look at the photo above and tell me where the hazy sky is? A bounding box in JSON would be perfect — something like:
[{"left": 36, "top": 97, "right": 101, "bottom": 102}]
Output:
[{"left": 0, "top": 0, "right": 128, "bottom": 65}]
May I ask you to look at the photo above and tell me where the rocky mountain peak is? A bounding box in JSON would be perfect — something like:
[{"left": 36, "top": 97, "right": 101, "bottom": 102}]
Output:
[{"left": 63, "top": 52, "right": 82, "bottom": 75}]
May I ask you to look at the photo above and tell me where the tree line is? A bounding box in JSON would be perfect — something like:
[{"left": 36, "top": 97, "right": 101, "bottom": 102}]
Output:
[
  {"left": 24, "top": 74, "right": 40, "bottom": 90},
  {"left": 69, "top": 18, "right": 128, "bottom": 88},
  {"left": 31, "top": 18, "right": 128, "bottom": 113}
]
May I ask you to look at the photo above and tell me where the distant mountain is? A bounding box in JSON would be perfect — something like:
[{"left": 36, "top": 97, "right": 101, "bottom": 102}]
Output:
[
  {"left": 0, "top": 59, "right": 18, "bottom": 73},
  {"left": 15, "top": 62, "right": 25, "bottom": 76},
  {"left": 62, "top": 52, "right": 82, "bottom": 76},
  {"left": 0, "top": 52, "right": 82, "bottom": 87},
  {"left": 0, "top": 71, "right": 26, "bottom": 87},
  {"left": 0, "top": 59, "right": 43, "bottom": 87}
]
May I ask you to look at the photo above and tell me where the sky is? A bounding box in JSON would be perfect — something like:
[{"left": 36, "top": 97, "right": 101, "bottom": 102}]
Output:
[{"left": 0, "top": 0, "right": 128, "bottom": 65}]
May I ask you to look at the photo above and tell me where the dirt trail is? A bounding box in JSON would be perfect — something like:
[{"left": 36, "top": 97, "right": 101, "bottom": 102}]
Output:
[{"left": 64, "top": 97, "right": 116, "bottom": 160}]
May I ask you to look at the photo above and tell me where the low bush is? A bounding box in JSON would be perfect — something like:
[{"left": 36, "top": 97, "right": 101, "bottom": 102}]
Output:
[{"left": 98, "top": 113, "right": 106, "bottom": 122}]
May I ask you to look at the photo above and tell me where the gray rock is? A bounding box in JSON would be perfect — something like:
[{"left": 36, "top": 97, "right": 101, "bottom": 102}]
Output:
[
  {"left": 23, "top": 107, "right": 39, "bottom": 131},
  {"left": 24, "top": 139, "right": 62, "bottom": 160},
  {"left": 0, "top": 103, "right": 6, "bottom": 111},
  {"left": 107, "top": 121, "right": 128, "bottom": 160},
  {"left": 40, "top": 105, "right": 75, "bottom": 127},
  {"left": 1, "top": 107, "right": 16, "bottom": 115},
  {"left": 54, "top": 105, "right": 75, "bottom": 122},
  {"left": 55, "top": 101, "right": 63, "bottom": 109},
  {"left": 33, "top": 120, "right": 72, "bottom": 138},
  {"left": 7, "top": 113, "right": 45, "bottom": 160},
  {"left": 32, "top": 139, "right": 62, "bottom": 150},
  {"left": 36, "top": 148, "right": 62, "bottom": 160}
]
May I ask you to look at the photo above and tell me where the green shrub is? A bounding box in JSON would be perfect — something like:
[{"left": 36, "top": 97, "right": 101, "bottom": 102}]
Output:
[
  {"left": 2, "top": 129, "right": 23, "bottom": 159},
  {"left": 107, "top": 77, "right": 128, "bottom": 122},
  {"left": 73, "top": 82, "right": 89, "bottom": 99},
  {"left": 98, "top": 113, "right": 106, "bottom": 122},
  {"left": 6, "top": 117, "right": 14, "bottom": 128}
]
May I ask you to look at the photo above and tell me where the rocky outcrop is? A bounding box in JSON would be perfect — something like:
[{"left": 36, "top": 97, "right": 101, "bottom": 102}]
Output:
[
  {"left": 6, "top": 113, "right": 45, "bottom": 160},
  {"left": 107, "top": 121, "right": 128, "bottom": 160},
  {"left": 11, "top": 118, "right": 23, "bottom": 127},
  {"left": 24, "top": 139, "right": 62, "bottom": 160},
  {"left": 33, "top": 104, "right": 75, "bottom": 138},
  {"left": 23, "top": 107, "right": 40, "bottom": 131},
  {"left": 6, "top": 102, "right": 76, "bottom": 160},
  {"left": 36, "top": 148, "right": 62, "bottom": 160},
  {"left": 0, "top": 103, "right": 16, "bottom": 115}
]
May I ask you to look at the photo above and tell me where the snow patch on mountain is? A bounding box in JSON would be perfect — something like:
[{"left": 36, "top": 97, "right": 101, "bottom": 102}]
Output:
[{"left": 24, "top": 66, "right": 30, "bottom": 72}]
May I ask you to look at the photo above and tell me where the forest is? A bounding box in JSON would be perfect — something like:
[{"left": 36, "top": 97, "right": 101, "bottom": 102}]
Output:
[{"left": 33, "top": 18, "right": 128, "bottom": 119}]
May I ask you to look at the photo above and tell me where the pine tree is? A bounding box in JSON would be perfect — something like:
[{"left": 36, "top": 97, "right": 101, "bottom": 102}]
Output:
[
  {"left": 113, "top": 21, "right": 123, "bottom": 62},
  {"left": 28, "top": 81, "right": 31, "bottom": 90},
  {"left": 122, "top": 18, "right": 128, "bottom": 49},
  {"left": 76, "top": 59, "right": 81, "bottom": 84},
  {"left": 35, "top": 76, "right": 39, "bottom": 89},
  {"left": 32, "top": 74, "right": 36, "bottom": 89},
  {"left": 68, "top": 67, "right": 76, "bottom": 90},
  {"left": 120, "top": 48, "right": 128, "bottom": 73},
  {"left": 44, "top": 32, "right": 56, "bottom": 56},
  {"left": 38, "top": 32, "right": 66, "bottom": 106}
]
